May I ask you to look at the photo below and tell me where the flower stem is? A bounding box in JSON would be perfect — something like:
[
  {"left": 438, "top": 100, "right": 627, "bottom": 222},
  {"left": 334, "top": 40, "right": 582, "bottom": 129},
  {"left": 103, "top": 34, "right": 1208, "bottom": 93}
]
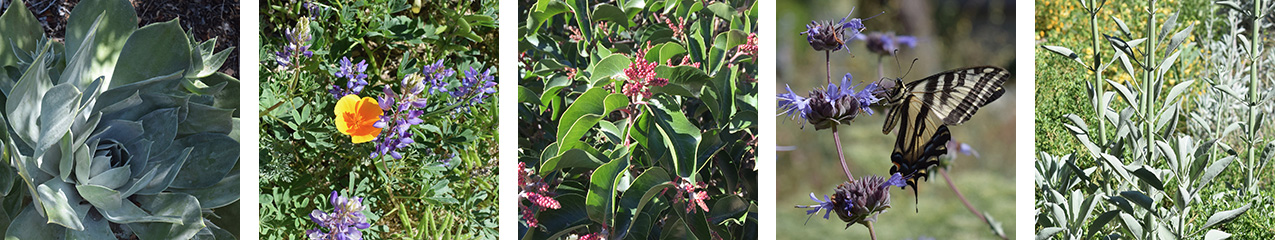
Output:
[
  {"left": 865, "top": 221, "right": 878, "bottom": 240},
  {"left": 825, "top": 50, "right": 832, "bottom": 85},
  {"left": 939, "top": 168, "right": 1007, "bottom": 240},
  {"left": 831, "top": 127, "right": 854, "bottom": 181}
]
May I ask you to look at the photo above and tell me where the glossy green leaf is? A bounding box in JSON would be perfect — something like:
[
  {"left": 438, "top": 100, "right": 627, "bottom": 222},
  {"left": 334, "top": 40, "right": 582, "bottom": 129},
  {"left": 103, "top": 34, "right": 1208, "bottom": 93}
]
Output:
[
  {"left": 615, "top": 167, "right": 673, "bottom": 239},
  {"left": 706, "top": 2, "right": 737, "bottom": 20},
  {"left": 537, "top": 194, "right": 590, "bottom": 239},
  {"left": 526, "top": 0, "right": 572, "bottom": 35},
  {"left": 586, "top": 54, "right": 632, "bottom": 85},
  {"left": 540, "top": 148, "right": 607, "bottom": 174},
  {"left": 647, "top": 95, "right": 702, "bottom": 179},
  {"left": 555, "top": 87, "right": 628, "bottom": 153},
  {"left": 110, "top": 19, "right": 192, "bottom": 88},
  {"left": 592, "top": 4, "right": 632, "bottom": 27},
  {"left": 585, "top": 155, "right": 628, "bottom": 226}
]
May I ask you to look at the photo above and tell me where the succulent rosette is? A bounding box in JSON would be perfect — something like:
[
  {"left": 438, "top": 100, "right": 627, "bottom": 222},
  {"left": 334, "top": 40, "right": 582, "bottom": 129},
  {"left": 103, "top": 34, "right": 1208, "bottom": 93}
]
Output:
[{"left": 0, "top": 0, "right": 240, "bottom": 239}]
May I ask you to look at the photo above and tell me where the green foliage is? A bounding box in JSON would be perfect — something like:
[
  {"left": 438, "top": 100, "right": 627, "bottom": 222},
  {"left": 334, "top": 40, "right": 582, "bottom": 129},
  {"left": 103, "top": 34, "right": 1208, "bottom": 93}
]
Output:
[
  {"left": 518, "top": 0, "right": 758, "bottom": 238},
  {"left": 0, "top": 0, "right": 240, "bottom": 238},
  {"left": 258, "top": 0, "right": 499, "bottom": 239},
  {"left": 1036, "top": 0, "right": 1272, "bottom": 239}
]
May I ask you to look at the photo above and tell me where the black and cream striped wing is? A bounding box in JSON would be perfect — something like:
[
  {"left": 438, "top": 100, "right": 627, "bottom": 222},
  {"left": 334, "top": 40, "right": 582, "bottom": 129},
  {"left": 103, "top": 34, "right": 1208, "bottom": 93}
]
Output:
[
  {"left": 882, "top": 66, "right": 1009, "bottom": 134},
  {"left": 887, "top": 94, "right": 951, "bottom": 196}
]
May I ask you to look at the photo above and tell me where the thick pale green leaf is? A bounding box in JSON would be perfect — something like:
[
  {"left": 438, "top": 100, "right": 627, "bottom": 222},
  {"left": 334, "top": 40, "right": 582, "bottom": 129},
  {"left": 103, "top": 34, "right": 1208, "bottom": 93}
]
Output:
[
  {"left": 60, "top": 14, "right": 104, "bottom": 86},
  {"left": 36, "top": 179, "right": 85, "bottom": 230},
  {"left": 110, "top": 19, "right": 191, "bottom": 88},
  {"left": 541, "top": 148, "right": 607, "bottom": 174},
  {"left": 138, "top": 108, "right": 179, "bottom": 151},
  {"left": 193, "top": 46, "right": 232, "bottom": 78},
  {"left": 169, "top": 133, "right": 237, "bottom": 188},
  {"left": 180, "top": 102, "right": 236, "bottom": 135},
  {"left": 6, "top": 43, "right": 54, "bottom": 150},
  {"left": 65, "top": 208, "right": 113, "bottom": 239},
  {"left": 64, "top": 0, "right": 137, "bottom": 88},
  {"left": 131, "top": 146, "right": 192, "bottom": 195},
  {"left": 585, "top": 155, "right": 628, "bottom": 226},
  {"left": 33, "top": 83, "right": 81, "bottom": 157},
  {"left": 0, "top": 0, "right": 44, "bottom": 67},
  {"left": 4, "top": 204, "right": 67, "bottom": 240},
  {"left": 77, "top": 184, "right": 123, "bottom": 211},
  {"left": 129, "top": 193, "right": 206, "bottom": 240},
  {"left": 97, "top": 197, "right": 181, "bottom": 224},
  {"left": 1202, "top": 204, "right": 1249, "bottom": 229},
  {"left": 586, "top": 54, "right": 632, "bottom": 85},
  {"left": 555, "top": 87, "right": 628, "bottom": 153},
  {"left": 171, "top": 170, "right": 239, "bottom": 209},
  {"left": 87, "top": 165, "right": 130, "bottom": 189},
  {"left": 646, "top": 96, "right": 702, "bottom": 178}
]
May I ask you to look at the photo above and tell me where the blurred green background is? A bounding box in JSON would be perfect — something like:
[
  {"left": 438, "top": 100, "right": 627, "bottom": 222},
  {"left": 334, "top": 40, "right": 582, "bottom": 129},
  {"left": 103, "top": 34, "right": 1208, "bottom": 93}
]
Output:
[{"left": 776, "top": 0, "right": 1017, "bottom": 239}]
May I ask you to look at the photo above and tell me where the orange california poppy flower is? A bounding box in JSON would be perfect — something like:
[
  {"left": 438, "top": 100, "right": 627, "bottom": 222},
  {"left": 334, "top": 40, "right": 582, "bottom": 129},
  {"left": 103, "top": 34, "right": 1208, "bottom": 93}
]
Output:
[{"left": 335, "top": 95, "right": 383, "bottom": 143}]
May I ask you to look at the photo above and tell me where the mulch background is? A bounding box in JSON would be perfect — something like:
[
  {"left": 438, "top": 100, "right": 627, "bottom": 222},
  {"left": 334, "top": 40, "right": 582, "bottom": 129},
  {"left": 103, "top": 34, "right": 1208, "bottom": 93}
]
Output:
[{"left": 2, "top": 0, "right": 240, "bottom": 78}]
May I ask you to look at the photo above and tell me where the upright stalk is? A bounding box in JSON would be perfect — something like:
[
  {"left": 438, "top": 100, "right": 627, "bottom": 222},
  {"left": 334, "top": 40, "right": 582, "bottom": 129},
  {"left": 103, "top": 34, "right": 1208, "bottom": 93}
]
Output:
[
  {"left": 832, "top": 127, "right": 855, "bottom": 181},
  {"left": 1246, "top": 0, "right": 1262, "bottom": 192},
  {"left": 1143, "top": 0, "right": 1157, "bottom": 160},
  {"left": 826, "top": 51, "right": 833, "bottom": 85},
  {"left": 1089, "top": 1, "right": 1107, "bottom": 146}
]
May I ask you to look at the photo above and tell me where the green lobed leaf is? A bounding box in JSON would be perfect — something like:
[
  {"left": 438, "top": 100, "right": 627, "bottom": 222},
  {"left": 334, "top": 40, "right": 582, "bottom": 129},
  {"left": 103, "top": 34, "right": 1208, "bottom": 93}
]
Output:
[
  {"left": 109, "top": 19, "right": 192, "bottom": 89},
  {"left": 585, "top": 155, "right": 628, "bottom": 227}
]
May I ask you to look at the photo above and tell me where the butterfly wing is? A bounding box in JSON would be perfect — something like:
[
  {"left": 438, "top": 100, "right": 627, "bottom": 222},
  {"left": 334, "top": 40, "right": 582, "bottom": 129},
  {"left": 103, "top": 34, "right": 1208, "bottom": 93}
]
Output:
[
  {"left": 887, "top": 94, "right": 951, "bottom": 198},
  {"left": 903, "top": 66, "right": 1009, "bottom": 126}
]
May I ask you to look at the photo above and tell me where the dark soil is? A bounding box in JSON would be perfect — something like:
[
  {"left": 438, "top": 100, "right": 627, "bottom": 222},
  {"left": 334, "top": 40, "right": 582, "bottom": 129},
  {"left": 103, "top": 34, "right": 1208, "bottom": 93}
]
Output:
[{"left": 2, "top": 0, "right": 240, "bottom": 78}]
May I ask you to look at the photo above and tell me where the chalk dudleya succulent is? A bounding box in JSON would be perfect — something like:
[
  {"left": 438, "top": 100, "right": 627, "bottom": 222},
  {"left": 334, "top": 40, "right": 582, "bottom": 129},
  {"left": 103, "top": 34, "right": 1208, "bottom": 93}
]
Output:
[{"left": 0, "top": 0, "right": 240, "bottom": 239}]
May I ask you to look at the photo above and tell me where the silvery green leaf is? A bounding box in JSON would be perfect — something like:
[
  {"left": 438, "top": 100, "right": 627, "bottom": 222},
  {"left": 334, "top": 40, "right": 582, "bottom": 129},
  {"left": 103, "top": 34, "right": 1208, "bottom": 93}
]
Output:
[
  {"left": 1051, "top": 203, "right": 1068, "bottom": 229},
  {"left": 1037, "top": 227, "right": 1062, "bottom": 240},
  {"left": 1131, "top": 167, "right": 1164, "bottom": 190},
  {"left": 1112, "top": 16, "right": 1131, "bottom": 37},
  {"left": 169, "top": 133, "right": 238, "bottom": 189},
  {"left": 1159, "top": 12, "right": 1179, "bottom": 43},
  {"left": 1164, "top": 80, "right": 1195, "bottom": 107},
  {"left": 3, "top": 203, "right": 67, "bottom": 239},
  {"left": 1196, "top": 155, "right": 1235, "bottom": 196},
  {"left": 193, "top": 47, "right": 233, "bottom": 78},
  {"left": 57, "top": 132, "right": 74, "bottom": 182},
  {"left": 36, "top": 179, "right": 84, "bottom": 230},
  {"left": 1086, "top": 210, "right": 1119, "bottom": 239},
  {"left": 1042, "top": 45, "right": 1088, "bottom": 69},
  {"left": 63, "top": 0, "right": 137, "bottom": 90},
  {"left": 1204, "top": 229, "right": 1232, "bottom": 240},
  {"left": 1106, "top": 80, "right": 1137, "bottom": 111},
  {"left": 1157, "top": 49, "right": 1181, "bottom": 81},
  {"left": 1164, "top": 24, "right": 1194, "bottom": 59},
  {"left": 109, "top": 19, "right": 191, "bottom": 89},
  {"left": 1119, "top": 212, "right": 1142, "bottom": 238},
  {"left": 1155, "top": 102, "right": 1178, "bottom": 136},
  {"left": 1120, "top": 191, "right": 1155, "bottom": 213},
  {"left": 129, "top": 193, "right": 205, "bottom": 240},
  {"left": 1156, "top": 222, "right": 1179, "bottom": 240},
  {"left": 1214, "top": 1, "right": 1245, "bottom": 14},
  {"left": 1203, "top": 204, "right": 1249, "bottom": 229}
]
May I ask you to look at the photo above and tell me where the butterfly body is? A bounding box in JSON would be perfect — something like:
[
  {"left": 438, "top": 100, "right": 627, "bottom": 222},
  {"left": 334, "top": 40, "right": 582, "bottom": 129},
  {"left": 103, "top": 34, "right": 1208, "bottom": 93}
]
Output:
[{"left": 880, "top": 66, "right": 1009, "bottom": 199}]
